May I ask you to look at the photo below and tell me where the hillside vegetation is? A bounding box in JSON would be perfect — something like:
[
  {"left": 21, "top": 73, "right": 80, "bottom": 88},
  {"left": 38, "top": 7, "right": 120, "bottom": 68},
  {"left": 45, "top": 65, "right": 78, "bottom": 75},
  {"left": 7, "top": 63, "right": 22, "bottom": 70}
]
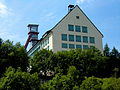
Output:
[{"left": 0, "top": 38, "right": 120, "bottom": 90}]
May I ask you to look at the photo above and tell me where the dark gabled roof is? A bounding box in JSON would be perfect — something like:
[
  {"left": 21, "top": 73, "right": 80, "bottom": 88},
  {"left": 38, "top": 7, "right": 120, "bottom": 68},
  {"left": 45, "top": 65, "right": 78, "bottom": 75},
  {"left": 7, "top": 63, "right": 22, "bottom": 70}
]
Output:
[{"left": 42, "top": 30, "right": 52, "bottom": 38}]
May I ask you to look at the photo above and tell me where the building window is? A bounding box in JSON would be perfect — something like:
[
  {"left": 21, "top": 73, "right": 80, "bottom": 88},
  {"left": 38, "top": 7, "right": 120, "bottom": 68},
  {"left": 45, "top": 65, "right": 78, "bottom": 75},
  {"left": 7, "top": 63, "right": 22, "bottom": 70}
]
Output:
[
  {"left": 47, "top": 37, "right": 49, "bottom": 44},
  {"left": 69, "top": 35, "right": 74, "bottom": 41},
  {"left": 75, "top": 25, "right": 81, "bottom": 32},
  {"left": 83, "top": 36, "right": 88, "bottom": 43},
  {"left": 62, "top": 43, "right": 68, "bottom": 48},
  {"left": 68, "top": 24, "right": 74, "bottom": 31},
  {"left": 82, "top": 26, "right": 88, "bottom": 33},
  {"left": 76, "top": 16, "right": 79, "bottom": 19},
  {"left": 61, "top": 34, "right": 67, "bottom": 41},
  {"left": 76, "top": 35, "right": 81, "bottom": 42},
  {"left": 83, "top": 45, "right": 89, "bottom": 49},
  {"left": 90, "top": 37, "right": 95, "bottom": 43},
  {"left": 69, "top": 44, "right": 75, "bottom": 49},
  {"left": 76, "top": 45, "right": 82, "bottom": 49}
]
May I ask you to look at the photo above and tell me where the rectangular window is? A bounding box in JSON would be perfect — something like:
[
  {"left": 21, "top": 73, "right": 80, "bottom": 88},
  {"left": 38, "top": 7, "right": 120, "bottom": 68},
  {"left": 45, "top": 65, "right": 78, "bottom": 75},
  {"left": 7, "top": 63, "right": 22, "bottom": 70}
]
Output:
[
  {"left": 62, "top": 43, "right": 68, "bottom": 48},
  {"left": 76, "top": 16, "right": 79, "bottom": 19},
  {"left": 68, "top": 24, "right": 74, "bottom": 31},
  {"left": 82, "top": 26, "right": 88, "bottom": 33},
  {"left": 69, "top": 35, "right": 74, "bottom": 41},
  {"left": 75, "top": 25, "right": 81, "bottom": 32},
  {"left": 76, "top": 45, "right": 82, "bottom": 49},
  {"left": 69, "top": 44, "right": 75, "bottom": 49},
  {"left": 83, "top": 36, "right": 88, "bottom": 43},
  {"left": 61, "top": 34, "right": 67, "bottom": 41},
  {"left": 83, "top": 45, "right": 89, "bottom": 49},
  {"left": 90, "top": 37, "right": 95, "bottom": 43},
  {"left": 76, "top": 35, "right": 81, "bottom": 42}
]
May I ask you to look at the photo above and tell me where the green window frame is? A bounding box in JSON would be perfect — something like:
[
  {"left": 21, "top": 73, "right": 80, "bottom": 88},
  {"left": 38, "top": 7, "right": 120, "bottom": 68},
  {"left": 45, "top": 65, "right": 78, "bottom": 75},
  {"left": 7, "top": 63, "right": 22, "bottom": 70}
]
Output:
[
  {"left": 62, "top": 43, "right": 68, "bottom": 48},
  {"left": 69, "top": 35, "right": 74, "bottom": 41},
  {"left": 76, "top": 45, "right": 82, "bottom": 49},
  {"left": 82, "top": 26, "right": 88, "bottom": 33},
  {"left": 69, "top": 44, "right": 75, "bottom": 49},
  {"left": 90, "top": 37, "right": 95, "bottom": 43},
  {"left": 83, "top": 45, "right": 89, "bottom": 49},
  {"left": 83, "top": 36, "right": 88, "bottom": 43},
  {"left": 68, "top": 24, "right": 74, "bottom": 31},
  {"left": 61, "top": 34, "right": 67, "bottom": 41},
  {"left": 75, "top": 25, "right": 81, "bottom": 32},
  {"left": 76, "top": 35, "right": 81, "bottom": 42}
]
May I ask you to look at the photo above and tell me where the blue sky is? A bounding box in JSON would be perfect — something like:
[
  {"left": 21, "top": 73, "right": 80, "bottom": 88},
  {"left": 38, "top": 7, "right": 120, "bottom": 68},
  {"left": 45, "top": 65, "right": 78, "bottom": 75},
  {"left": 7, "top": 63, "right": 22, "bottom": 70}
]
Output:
[{"left": 0, "top": 0, "right": 120, "bottom": 51}]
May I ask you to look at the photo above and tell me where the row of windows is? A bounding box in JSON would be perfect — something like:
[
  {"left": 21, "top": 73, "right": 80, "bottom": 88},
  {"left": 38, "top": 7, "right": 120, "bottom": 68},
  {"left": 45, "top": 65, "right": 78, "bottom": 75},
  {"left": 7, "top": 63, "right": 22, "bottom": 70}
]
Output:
[
  {"left": 68, "top": 25, "right": 88, "bottom": 33},
  {"left": 40, "top": 37, "right": 49, "bottom": 48},
  {"left": 62, "top": 43, "right": 90, "bottom": 49},
  {"left": 61, "top": 34, "right": 95, "bottom": 43}
]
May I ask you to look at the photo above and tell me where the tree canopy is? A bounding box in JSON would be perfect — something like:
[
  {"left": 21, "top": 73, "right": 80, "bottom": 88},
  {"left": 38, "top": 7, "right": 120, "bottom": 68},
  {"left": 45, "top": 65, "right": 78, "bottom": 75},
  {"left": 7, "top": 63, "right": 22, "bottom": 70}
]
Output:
[
  {"left": 0, "top": 40, "right": 29, "bottom": 77},
  {"left": 0, "top": 38, "right": 120, "bottom": 89},
  {"left": 0, "top": 67, "right": 40, "bottom": 90}
]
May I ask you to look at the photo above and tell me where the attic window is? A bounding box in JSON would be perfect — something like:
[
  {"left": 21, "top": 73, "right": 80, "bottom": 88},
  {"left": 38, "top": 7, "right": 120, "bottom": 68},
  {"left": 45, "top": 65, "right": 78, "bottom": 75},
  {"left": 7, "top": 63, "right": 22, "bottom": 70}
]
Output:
[{"left": 76, "top": 16, "right": 79, "bottom": 19}]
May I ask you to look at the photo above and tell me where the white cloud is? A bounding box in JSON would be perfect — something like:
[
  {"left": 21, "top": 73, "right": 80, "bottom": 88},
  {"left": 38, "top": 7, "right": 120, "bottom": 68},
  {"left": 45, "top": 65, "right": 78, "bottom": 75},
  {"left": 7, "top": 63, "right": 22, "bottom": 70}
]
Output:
[{"left": 0, "top": 2, "right": 11, "bottom": 17}]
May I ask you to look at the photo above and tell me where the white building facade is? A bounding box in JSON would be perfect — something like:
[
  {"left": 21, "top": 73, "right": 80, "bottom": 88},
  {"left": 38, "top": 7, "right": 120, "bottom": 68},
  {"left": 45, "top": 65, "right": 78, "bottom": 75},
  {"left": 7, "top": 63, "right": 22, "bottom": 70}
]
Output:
[{"left": 27, "top": 5, "right": 103, "bottom": 56}]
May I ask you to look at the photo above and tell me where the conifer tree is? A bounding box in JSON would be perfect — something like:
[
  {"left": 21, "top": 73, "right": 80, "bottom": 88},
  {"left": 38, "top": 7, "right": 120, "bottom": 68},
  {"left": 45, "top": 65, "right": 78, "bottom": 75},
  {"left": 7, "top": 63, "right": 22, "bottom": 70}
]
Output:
[{"left": 103, "top": 43, "right": 110, "bottom": 56}]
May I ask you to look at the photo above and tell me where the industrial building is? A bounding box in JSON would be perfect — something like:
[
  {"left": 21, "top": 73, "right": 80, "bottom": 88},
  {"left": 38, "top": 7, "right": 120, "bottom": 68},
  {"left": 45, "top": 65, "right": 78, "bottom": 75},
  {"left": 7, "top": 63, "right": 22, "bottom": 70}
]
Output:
[{"left": 25, "top": 5, "right": 103, "bottom": 56}]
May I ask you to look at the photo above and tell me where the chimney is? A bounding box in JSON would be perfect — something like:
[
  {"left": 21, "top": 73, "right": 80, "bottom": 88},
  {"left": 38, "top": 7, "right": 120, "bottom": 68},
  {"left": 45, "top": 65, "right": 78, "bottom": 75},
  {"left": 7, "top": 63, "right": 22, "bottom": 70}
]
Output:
[{"left": 68, "top": 5, "right": 74, "bottom": 12}]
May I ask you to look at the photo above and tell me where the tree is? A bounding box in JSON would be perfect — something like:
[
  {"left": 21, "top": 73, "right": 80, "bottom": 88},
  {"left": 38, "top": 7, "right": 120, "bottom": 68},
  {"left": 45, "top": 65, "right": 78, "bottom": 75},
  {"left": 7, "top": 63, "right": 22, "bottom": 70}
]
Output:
[
  {"left": 49, "top": 48, "right": 109, "bottom": 77},
  {"left": 103, "top": 43, "right": 110, "bottom": 56},
  {"left": 0, "top": 67, "right": 40, "bottom": 90},
  {"left": 80, "top": 76, "right": 103, "bottom": 90},
  {"left": 110, "top": 47, "right": 120, "bottom": 58},
  {"left": 102, "top": 78, "right": 120, "bottom": 90},
  {"left": 0, "top": 38, "right": 3, "bottom": 46},
  {"left": 0, "top": 40, "right": 29, "bottom": 77},
  {"left": 41, "top": 66, "right": 80, "bottom": 90},
  {"left": 30, "top": 49, "right": 53, "bottom": 76}
]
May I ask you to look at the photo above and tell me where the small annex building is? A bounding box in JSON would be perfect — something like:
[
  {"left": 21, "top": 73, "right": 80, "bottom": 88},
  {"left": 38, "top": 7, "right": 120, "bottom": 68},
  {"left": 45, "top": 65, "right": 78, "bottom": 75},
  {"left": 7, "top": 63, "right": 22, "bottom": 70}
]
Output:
[{"left": 25, "top": 5, "right": 103, "bottom": 56}]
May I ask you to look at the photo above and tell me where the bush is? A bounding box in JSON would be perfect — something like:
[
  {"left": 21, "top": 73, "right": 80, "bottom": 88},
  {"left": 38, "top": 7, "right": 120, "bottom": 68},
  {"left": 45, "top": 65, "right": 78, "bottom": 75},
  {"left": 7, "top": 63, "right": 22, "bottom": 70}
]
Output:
[
  {"left": 80, "top": 76, "right": 103, "bottom": 90},
  {"left": 0, "top": 67, "right": 40, "bottom": 90}
]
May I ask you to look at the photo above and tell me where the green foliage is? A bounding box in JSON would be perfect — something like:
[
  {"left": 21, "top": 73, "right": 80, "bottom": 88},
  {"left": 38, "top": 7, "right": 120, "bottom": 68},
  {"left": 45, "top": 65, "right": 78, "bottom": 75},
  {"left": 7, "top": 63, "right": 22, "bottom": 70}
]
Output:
[
  {"left": 0, "top": 40, "right": 29, "bottom": 77},
  {"left": 50, "top": 48, "right": 109, "bottom": 77},
  {"left": 0, "top": 38, "right": 120, "bottom": 89},
  {"left": 110, "top": 47, "right": 120, "bottom": 58},
  {"left": 0, "top": 38, "right": 3, "bottom": 46},
  {"left": 0, "top": 67, "right": 40, "bottom": 90},
  {"left": 80, "top": 76, "right": 103, "bottom": 90},
  {"left": 104, "top": 43, "right": 110, "bottom": 56},
  {"left": 30, "top": 48, "right": 111, "bottom": 78},
  {"left": 102, "top": 78, "right": 120, "bottom": 90},
  {"left": 30, "top": 49, "right": 53, "bottom": 75},
  {"left": 41, "top": 66, "right": 80, "bottom": 90}
]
